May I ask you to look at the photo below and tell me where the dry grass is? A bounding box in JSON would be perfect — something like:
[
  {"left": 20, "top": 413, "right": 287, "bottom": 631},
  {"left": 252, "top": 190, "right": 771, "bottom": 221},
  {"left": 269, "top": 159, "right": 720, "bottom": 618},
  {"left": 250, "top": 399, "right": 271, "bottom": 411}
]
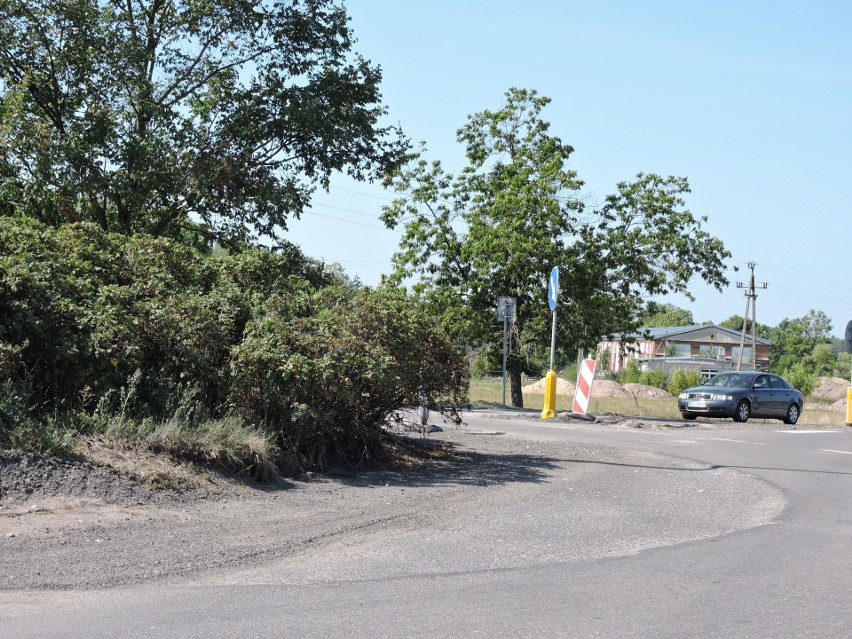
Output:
[
  {"left": 77, "top": 436, "right": 220, "bottom": 491},
  {"left": 96, "top": 415, "right": 281, "bottom": 482},
  {"left": 470, "top": 376, "right": 849, "bottom": 427}
]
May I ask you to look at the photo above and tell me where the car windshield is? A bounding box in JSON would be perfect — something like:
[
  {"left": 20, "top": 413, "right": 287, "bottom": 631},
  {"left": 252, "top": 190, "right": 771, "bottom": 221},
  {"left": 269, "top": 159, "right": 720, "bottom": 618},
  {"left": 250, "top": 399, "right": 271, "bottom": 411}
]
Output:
[{"left": 705, "top": 373, "right": 751, "bottom": 388}]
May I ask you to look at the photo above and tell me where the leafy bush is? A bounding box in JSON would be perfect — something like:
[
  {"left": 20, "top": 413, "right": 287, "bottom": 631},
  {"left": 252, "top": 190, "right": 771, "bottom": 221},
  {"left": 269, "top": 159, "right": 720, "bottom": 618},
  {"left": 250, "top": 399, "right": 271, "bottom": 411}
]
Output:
[
  {"left": 639, "top": 369, "right": 667, "bottom": 389},
  {"left": 617, "top": 360, "right": 642, "bottom": 384},
  {"left": 1, "top": 218, "right": 468, "bottom": 474},
  {"left": 561, "top": 361, "right": 579, "bottom": 384},
  {"left": 470, "top": 346, "right": 500, "bottom": 378},
  {"left": 667, "top": 368, "right": 700, "bottom": 396},
  {"left": 780, "top": 364, "right": 815, "bottom": 396},
  {"left": 228, "top": 286, "right": 469, "bottom": 469}
]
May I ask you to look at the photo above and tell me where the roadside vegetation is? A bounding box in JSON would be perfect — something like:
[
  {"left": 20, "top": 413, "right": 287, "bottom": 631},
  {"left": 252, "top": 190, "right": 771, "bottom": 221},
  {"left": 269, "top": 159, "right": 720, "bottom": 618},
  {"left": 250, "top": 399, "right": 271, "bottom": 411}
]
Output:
[
  {"left": 0, "top": 1, "right": 471, "bottom": 479},
  {"left": 1, "top": 2, "right": 846, "bottom": 488},
  {"left": 0, "top": 219, "right": 468, "bottom": 476}
]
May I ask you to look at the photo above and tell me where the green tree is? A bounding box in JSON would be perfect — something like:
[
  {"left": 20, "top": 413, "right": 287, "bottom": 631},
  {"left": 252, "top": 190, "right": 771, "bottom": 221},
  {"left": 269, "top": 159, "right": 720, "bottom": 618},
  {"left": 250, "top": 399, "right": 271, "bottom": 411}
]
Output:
[
  {"left": 0, "top": 0, "right": 406, "bottom": 244},
  {"left": 769, "top": 310, "right": 833, "bottom": 374},
  {"left": 381, "top": 88, "right": 731, "bottom": 406},
  {"left": 642, "top": 302, "right": 695, "bottom": 327},
  {"left": 719, "top": 314, "right": 771, "bottom": 339},
  {"left": 835, "top": 351, "right": 851, "bottom": 379},
  {"left": 808, "top": 343, "right": 836, "bottom": 377}
]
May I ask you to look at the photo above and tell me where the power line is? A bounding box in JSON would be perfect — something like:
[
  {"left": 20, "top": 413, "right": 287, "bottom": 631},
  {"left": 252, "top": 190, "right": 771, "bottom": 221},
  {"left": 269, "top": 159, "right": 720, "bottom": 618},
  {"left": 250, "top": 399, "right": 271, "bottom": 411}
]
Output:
[
  {"left": 313, "top": 202, "right": 384, "bottom": 220},
  {"left": 764, "top": 282, "right": 852, "bottom": 310},
  {"left": 329, "top": 185, "right": 395, "bottom": 201},
  {"left": 301, "top": 210, "right": 393, "bottom": 230},
  {"left": 756, "top": 262, "right": 852, "bottom": 294},
  {"left": 673, "top": 263, "right": 852, "bottom": 313}
]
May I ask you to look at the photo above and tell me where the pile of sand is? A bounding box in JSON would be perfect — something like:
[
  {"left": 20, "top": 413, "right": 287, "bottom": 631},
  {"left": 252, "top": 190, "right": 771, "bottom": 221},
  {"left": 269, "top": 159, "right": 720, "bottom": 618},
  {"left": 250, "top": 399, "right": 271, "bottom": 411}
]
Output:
[
  {"left": 522, "top": 377, "right": 575, "bottom": 395},
  {"left": 591, "top": 380, "right": 633, "bottom": 398},
  {"left": 622, "top": 383, "right": 673, "bottom": 400},
  {"left": 829, "top": 398, "right": 848, "bottom": 413},
  {"left": 522, "top": 378, "right": 671, "bottom": 399},
  {"left": 812, "top": 377, "right": 849, "bottom": 401}
]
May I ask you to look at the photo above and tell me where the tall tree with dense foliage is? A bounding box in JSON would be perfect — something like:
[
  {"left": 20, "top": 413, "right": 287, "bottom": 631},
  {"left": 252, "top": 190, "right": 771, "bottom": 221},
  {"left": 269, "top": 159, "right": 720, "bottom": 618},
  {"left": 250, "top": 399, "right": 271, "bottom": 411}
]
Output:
[
  {"left": 642, "top": 302, "right": 696, "bottom": 328},
  {"left": 381, "top": 88, "right": 731, "bottom": 406},
  {"left": 0, "top": 0, "right": 406, "bottom": 244},
  {"left": 719, "top": 314, "right": 771, "bottom": 339},
  {"left": 769, "top": 309, "right": 833, "bottom": 374}
]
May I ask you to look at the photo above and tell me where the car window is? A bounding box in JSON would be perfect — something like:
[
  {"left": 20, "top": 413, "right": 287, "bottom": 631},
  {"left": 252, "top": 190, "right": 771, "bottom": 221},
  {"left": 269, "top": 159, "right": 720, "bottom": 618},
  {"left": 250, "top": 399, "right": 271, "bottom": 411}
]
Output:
[
  {"left": 769, "top": 376, "right": 788, "bottom": 390},
  {"left": 707, "top": 373, "right": 749, "bottom": 388},
  {"left": 706, "top": 374, "right": 731, "bottom": 387},
  {"left": 753, "top": 375, "right": 770, "bottom": 389},
  {"left": 706, "top": 375, "right": 722, "bottom": 387}
]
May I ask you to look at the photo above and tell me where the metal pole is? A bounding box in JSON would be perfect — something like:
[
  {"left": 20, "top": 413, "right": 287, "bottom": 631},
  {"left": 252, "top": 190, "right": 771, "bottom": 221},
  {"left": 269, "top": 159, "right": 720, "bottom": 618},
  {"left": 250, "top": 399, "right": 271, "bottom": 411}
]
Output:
[
  {"left": 736, "top": 295, "right": 749, "bottom": 371},
  {"left": 751, "top": 269, "right": 758, "bottom": 370},
  {"left": 549, "top": 309, "right": 557, "bottom": 371},
  {"left": 502, "top": 311, "right": 508, "bottom": 407}
]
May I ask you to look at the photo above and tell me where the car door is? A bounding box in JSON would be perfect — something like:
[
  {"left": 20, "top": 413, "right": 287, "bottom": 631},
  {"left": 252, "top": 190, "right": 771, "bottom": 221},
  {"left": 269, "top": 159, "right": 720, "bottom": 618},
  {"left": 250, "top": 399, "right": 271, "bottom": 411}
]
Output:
[
  {"left": 750, "top": 374, "right": 776, "bottom": 417},
  {"left": 768, "top": 375, "right": 794, "bottom": 415}
]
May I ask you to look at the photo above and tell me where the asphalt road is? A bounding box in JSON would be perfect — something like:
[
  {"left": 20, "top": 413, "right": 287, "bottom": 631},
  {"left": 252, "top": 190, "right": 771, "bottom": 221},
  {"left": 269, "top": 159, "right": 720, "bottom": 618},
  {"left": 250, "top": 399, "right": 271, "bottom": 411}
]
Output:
[{"left": 3, "top": 412, "right": 852, "bottom": 639}]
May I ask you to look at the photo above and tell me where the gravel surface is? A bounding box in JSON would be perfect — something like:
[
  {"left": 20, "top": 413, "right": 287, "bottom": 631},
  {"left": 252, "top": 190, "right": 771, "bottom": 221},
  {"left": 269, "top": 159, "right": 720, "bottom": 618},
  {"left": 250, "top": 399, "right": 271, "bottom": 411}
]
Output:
[{"left": 0, "top": 415, "right": 785, "bottom": 592}]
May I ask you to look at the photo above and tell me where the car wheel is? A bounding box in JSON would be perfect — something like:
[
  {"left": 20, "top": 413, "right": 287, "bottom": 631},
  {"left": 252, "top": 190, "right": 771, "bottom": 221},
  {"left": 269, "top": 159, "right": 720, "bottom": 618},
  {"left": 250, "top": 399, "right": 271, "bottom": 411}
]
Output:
[
  {"left": 784, "top": 403, "right": 800, "bottom": 425},
  {"left": 680, "top": 413, "right": 697, "bottom": 420},
  {"left": 733, "top": 399, "right": 750, "bottom": 423}
]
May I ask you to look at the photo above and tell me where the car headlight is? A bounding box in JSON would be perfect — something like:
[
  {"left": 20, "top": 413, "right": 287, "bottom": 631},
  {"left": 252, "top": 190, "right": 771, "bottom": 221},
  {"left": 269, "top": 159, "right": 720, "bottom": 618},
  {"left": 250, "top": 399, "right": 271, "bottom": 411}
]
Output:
[
  {"left": 678, "top": 392, "right": 688, "bottom": 399},
  {"left": 710, "top": 394, "right": 732, "bottom": 401}
]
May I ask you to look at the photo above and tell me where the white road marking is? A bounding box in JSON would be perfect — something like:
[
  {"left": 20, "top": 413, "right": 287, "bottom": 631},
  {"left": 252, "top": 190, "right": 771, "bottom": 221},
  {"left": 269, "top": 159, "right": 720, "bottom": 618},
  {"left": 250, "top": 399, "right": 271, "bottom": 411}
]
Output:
[
  {"left": 821, "top": 449, "right": 852, "bottom": 455},
  {"left": 777, "top": 430, "right": 840, "bottom": 434},
  {"left": 709, "top": 438, "right": 748, "bottom": 443}
]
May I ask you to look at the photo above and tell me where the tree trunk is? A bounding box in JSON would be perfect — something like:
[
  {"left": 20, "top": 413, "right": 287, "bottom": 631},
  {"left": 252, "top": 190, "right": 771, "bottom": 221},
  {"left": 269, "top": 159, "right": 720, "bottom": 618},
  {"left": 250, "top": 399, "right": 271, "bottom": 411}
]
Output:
[{"left": 509, "top": 360, "right": 524, "bottom": 408}]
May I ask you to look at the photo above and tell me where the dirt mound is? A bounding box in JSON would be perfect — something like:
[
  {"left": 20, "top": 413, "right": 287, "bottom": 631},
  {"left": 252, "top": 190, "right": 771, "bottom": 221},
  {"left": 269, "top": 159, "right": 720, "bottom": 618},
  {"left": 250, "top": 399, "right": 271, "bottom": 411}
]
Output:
[
  {"left": 0, "top": 449, "right": 158, "bottom": 505},
  {"left": 813, "top": 377, "right": 849, "bottom": 400},
  {"left": 522, "top": 378, "right": 634, "bottom": 398},
  {"left": 590, "top": 380, "right": 633, "bottom": 398},
  {"left": 829, "top": 398, "right": 848, "bottom": 413},
  {"left": 523, "top": 377, "right": 575, "bottom": 395},
  {"left": 623, "top": 383, "right": 673, "bottom": 400}
]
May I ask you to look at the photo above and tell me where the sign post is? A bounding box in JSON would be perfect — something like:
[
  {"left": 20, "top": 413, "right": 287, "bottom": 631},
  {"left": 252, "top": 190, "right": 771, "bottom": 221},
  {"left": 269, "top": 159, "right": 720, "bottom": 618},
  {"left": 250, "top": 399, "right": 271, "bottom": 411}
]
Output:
[
  {"left": 541, "top": 268, "right": 559, "bottom": 419},
  {"left": 845, "top": 320, "right": 852, "bottom": 427},
  {"left": 497, "top": 297, "right": 517, "bottom": 407}
]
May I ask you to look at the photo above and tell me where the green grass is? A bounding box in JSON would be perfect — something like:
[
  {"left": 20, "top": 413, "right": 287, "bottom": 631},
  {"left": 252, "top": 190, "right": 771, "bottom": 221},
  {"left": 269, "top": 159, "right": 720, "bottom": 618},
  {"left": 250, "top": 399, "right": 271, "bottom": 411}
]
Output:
[{"left": 469, "top": 376, "right": 849, "bottom": 427}]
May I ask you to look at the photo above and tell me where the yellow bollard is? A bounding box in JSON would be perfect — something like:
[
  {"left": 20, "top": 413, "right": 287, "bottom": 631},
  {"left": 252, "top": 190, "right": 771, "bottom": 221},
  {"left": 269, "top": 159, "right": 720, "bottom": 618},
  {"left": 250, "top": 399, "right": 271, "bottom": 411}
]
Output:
[
  {"left": 541, "top": 369, "right": 557, "bottom": 419},
  {"left": 847, "top": 388, "right": 852, "bottom": 427}
]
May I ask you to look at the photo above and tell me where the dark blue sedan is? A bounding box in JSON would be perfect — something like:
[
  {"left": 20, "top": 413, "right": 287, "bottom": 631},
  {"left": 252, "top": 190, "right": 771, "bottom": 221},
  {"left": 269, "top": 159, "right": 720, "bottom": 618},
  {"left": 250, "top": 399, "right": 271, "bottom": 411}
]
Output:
[{"left": 677, "top": 371, "right": 804, "bottom": 424}]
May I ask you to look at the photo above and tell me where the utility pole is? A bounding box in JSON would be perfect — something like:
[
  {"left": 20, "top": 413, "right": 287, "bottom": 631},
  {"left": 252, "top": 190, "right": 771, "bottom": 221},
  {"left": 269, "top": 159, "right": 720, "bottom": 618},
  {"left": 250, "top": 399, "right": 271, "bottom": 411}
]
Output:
[{"left": 736, "top": 262, "right": 767, "bottom": 371}]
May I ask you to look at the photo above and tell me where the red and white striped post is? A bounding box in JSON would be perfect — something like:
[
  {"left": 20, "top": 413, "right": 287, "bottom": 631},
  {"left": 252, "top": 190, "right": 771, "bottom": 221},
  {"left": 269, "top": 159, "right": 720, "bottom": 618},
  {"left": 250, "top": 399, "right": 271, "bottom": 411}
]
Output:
[{"left": 572, "top": 358, "right": 597, "bottom": 415}]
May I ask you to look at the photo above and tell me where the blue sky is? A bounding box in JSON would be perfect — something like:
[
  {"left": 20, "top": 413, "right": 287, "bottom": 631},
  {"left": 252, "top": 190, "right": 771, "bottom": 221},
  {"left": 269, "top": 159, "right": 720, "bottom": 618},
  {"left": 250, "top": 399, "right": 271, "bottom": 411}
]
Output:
[{"left": 284, "top": 1, "right": 852, "bottom": 338}]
